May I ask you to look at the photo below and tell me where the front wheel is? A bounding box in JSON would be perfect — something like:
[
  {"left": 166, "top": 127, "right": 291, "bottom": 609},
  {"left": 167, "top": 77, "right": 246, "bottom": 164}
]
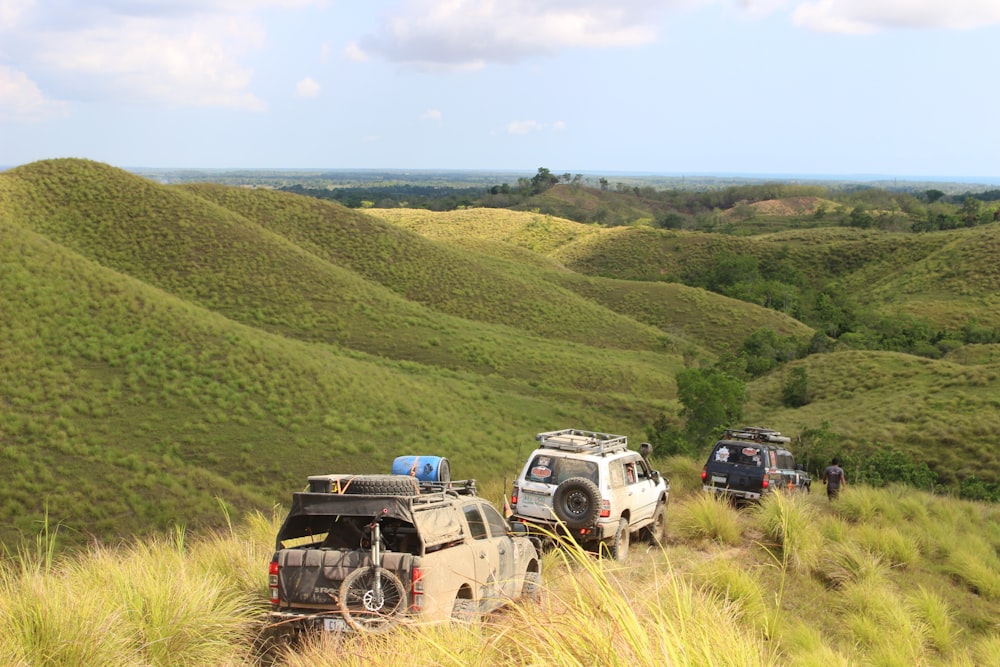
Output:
[
  {"left": 641, "top": 503, "right": 666, "bottom": 546},
  {"left": 339, "top": 567, "right": 408, "bottom": 632},
  {"left": 604, "top": 518, "right": 629, "bottom": 562}
]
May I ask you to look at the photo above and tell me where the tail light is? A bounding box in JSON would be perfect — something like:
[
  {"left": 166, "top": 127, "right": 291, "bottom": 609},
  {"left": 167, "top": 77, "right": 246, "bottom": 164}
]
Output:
[
  {"left": 268, "top": 560, "right": 280, "bottom": 605},
  {"left": 511, "top": 486, "right": 519, "bottom": 507},
  {"left": 762, "top": 475, "right": 770, "bottom": 489},
  {"left": 701, "top": 467, "right": 707, "bottom": 481},
  {"left": 599, "top": 499, "right": 611, "bottom": 518},
  {"left": 411, "top": 566, "right": 424, "bottom": 612}
]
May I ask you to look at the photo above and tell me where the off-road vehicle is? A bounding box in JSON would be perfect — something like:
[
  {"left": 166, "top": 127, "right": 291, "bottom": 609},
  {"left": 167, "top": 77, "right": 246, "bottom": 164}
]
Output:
[
  {"left": 701, "top": 426, "right": 809, "bottom": 502},
  {"left": 509, "top": 428, "right": 670, "bottom": 561},
  {"left": 268, "top": 465, "right": 541, "bottom": 634}
]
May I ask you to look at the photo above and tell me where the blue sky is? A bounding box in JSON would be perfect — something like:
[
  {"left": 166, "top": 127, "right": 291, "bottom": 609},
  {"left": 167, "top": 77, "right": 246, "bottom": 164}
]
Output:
[{"left": 2, "top": 0, "right": 999, "bottom": 180}]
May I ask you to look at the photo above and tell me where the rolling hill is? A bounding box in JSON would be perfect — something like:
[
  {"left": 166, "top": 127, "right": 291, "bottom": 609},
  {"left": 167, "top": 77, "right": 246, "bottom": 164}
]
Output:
[{"left": 1, "top": 158, "right": 998, "bottom": 546}]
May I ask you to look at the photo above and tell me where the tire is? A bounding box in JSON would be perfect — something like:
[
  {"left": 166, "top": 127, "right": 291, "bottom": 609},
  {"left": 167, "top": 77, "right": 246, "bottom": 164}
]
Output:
[
  {"left": 552, "top": 477, "right": 602, "bottom": 530},
  {"left": 451, "top": 598, "right": 480, "bottom": 625},
  {"left": 609, "top": 518, "right": 630, "bottom": 561},
  {"left": 338, "top": 567, "right": 408, "bottom": 632},
  {"left": 341, "top": 475, "right": 420, "bottom": 496},
  {"left": 521, "top": 571, "right": 541, "bottom": 603},
  {"left": 641, "top": 503, "right": 666, "bottom": 546}
]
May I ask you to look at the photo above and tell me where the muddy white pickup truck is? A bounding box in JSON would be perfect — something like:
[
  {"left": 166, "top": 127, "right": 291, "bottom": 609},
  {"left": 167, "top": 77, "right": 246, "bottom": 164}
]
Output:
[{"left": 268, "top": 470, "right": 541, "bottom": 633}]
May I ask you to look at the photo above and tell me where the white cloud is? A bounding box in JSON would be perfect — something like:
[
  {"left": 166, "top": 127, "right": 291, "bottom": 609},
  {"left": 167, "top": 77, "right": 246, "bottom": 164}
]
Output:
[
  {"left": 0, "top": 1, "right": 330, "bottom": 111},
  {"left": 295, "top": 76, "right": 321, "bottom": 98},
  {"left": 344, "top": 41, "right": 369, "bottom": 62},
  {"left": 0, "top": 65, "right": 69, "bottom": 121},
  {"left": 738, "top": 0, "right": 1000, "bottom": 33},
  {"left": 793, "top": 0, "right": 1000, "bottom": 33},
  {"left": 420, "top": 108, "right": 443, "bottom": 121},
  {"left": 507, "top": 119, "right": 543, "bottom": 135},
  {"left": 353, "top": 0, "right": 687, "bottom": 69},
  {"left": 553, "top": 120, "right": 567, "bottom": 131}
]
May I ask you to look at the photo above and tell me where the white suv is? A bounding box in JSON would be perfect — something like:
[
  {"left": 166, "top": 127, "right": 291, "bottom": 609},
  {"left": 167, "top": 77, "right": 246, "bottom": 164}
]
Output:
[{"left": 509, "top": 429, "right": 670, "bottom": 561}]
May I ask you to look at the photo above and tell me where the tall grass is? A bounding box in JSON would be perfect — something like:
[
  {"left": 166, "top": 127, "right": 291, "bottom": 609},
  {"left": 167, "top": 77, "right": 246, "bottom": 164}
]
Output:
[
  {"left": 671, "top": 492, "right": 743, "bottom": 545},
  {"left": 280, "top": 542, "right": 779, "bottom": 667},
  {"left": 752, "top": 491, "right": 822, "bottom": 572},
  {"left": 0, "top": 517, "right": 272, "bottom": 666},
  {"left": 3, "top": 486, "right": 999, "bottom": 666}
]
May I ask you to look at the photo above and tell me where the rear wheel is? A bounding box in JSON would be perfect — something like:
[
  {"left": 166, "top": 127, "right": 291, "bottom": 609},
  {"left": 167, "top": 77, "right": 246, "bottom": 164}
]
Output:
[
  {"left": 522, "top": 571, "right": 541, "bottom": 603},
  {"left": 451, "top": 598, "right": 480, "bottom": 625},
  {"left": 339, "top": 567, "right": 408, "bottom": 632}
]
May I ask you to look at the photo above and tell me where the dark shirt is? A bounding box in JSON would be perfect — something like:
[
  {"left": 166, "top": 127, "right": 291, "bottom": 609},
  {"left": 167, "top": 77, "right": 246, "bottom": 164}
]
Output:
[{"left": 823, "top": 465, "right": 845, "bottom": 489}]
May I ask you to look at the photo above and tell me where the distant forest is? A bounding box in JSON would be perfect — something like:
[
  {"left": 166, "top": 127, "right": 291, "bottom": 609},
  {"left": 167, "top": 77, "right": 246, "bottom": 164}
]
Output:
[{"left": 276, "top": 167, "right": 1000, "bottom": 234}]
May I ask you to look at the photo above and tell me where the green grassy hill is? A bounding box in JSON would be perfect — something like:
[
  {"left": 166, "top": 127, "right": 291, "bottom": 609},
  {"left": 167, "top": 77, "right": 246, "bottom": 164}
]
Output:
[{"left": 1, "top": 158, "right": 999, "bottom": 547}]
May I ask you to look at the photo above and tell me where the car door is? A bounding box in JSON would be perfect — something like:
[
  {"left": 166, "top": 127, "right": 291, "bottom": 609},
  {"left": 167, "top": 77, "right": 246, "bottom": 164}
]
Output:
[
  {"left": 625, "top": 456, "right": 658, "bottom": 523},
  {"left": 481, "top": 501, "right": 517, "bottom": 598},
  {"left": 461, "top": 501, "right": 507, "bottom": 611}
]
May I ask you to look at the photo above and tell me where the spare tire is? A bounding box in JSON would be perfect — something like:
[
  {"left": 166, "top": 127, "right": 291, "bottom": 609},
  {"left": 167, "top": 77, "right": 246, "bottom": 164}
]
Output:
[
  {"left": 341, "top": 475, "right": 420, "bottom": 496},
  {"left": 552, "top": 477, "right": 602, "bottom": 530}
]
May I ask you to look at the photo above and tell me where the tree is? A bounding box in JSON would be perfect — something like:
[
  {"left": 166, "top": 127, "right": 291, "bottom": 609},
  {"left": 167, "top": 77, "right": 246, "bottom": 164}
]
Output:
[
  {"left": 781, "top": 366, "right": 809, "bottom": 407},
  {"left": 530, "top": 167, "right": 559, "bottom": 194},
  {"left": 959, "top": 196, "right": 983, "bottom": 226},
  {"left": 925, "top": 189, "right": 945, "bottom": 203},
  {"left": 740, "top": 328, "right": 803, "bottom": 377},
  {"left": 675, "top": 368, "right": 746, "bottom": 451},
  {"left": 645, "top": 413, "right": 690, "bottom": 457}
]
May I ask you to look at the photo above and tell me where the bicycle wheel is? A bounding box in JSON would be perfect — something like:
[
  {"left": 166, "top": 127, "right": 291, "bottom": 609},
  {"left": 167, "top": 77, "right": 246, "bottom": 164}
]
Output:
[{"left": 338, "top": 567, "right": 408, "bottom": 632}]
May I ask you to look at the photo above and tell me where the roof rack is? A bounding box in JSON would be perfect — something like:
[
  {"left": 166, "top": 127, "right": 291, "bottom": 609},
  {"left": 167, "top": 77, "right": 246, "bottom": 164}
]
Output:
[
  {"left": 535, "top": 428, "right": 629, "bottom": 456},
  {"left": 723, "top": 426, "right": 791, "bottom": 444}
]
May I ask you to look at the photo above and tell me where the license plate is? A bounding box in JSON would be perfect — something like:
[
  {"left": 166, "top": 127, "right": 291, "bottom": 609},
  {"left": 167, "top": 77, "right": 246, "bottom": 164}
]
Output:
[
  {"left": 323, "top": 617, "right": 348, "bottom": 632},
  {"left": 712, "top": 476, "right": 727, "bottom": 485}
]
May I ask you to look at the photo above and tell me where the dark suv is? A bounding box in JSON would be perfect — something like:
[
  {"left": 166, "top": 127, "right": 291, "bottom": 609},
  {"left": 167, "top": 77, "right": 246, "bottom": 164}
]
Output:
[{"left": 701, "top": 426, "right": 808, "bottom": 502}]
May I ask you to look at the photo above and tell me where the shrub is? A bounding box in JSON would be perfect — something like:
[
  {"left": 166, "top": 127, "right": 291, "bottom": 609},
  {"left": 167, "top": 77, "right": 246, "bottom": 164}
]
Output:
[{"left": 672, "top": 493, "right": 743, "bottom": 545}]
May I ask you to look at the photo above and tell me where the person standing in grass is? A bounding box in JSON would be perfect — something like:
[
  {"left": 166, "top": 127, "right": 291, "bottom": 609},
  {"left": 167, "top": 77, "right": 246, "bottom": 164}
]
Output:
[{"left": 822, "top": 457, "right": 847, "bottom": 500}]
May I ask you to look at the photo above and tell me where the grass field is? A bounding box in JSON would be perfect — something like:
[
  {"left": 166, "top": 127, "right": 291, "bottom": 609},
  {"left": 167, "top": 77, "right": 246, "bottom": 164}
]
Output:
[
  {"left": 1, "top": 483, "right": 997, "bottom": 666},
  {"left": 2, "top": 158, "right": 999, "bottom": 548}
]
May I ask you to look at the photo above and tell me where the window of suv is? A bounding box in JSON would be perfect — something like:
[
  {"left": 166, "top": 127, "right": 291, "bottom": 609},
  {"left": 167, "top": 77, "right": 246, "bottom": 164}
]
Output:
[
  {"left": 526, "top": 454, "right": 598, "bottom": 485},
  {"left": 774, "top": 450, "right": 793, "bottom": 469},
  {"left": 715, "top": 444, "right": 764, "bottom": 467}
]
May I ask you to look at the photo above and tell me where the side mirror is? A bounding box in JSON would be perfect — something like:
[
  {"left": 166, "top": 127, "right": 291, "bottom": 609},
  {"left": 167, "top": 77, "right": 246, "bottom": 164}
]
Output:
[
  {"left": 650, "top": 470, "right": 661, "bottom": 483},
  {"left": 508, "top": 520, "right": 529, "bottom": 534}
]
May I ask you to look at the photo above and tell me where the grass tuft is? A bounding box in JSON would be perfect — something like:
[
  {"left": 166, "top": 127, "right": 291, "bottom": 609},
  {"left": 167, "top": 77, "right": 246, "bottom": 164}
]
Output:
[{"left": 671, "top": 492, "right": 743, "bottom": 545}]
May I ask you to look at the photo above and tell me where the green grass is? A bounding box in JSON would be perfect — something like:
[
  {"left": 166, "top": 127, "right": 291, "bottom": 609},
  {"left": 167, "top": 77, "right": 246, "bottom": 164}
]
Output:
[
  {"left": 1, "top": 487, "right": 998, "bottom": 666},
  {"left": 2, "top": 157, "right": 1000, "bottom": 547}
]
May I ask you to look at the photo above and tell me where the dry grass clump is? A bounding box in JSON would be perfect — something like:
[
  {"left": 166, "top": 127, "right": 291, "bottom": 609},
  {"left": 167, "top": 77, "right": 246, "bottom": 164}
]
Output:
[
  {"left": 671, "top": 492, "right": 744, "bottom": 545},
  {"left": 0, "top": 519, "right": 268, "bottom": 667},
  {"left": 752, "top": 491, "right": 823, "bottom": 572}
]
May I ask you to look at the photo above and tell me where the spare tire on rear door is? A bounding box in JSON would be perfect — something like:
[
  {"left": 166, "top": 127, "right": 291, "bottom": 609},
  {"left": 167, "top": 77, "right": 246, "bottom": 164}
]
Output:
[{"left": 552, "top": 477, "right": 601, "bottom": 530}]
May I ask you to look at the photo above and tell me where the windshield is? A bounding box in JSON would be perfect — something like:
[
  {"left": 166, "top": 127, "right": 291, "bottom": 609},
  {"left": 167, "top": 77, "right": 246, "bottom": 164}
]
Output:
[{"left": 526, "top": 454, "right": 599, "bottom": 485}]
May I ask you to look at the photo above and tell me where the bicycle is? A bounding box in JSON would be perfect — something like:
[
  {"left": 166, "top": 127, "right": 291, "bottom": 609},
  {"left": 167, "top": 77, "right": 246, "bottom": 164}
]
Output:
[{"left": 338, "top": 509, "right": 408, "bottom": 632}]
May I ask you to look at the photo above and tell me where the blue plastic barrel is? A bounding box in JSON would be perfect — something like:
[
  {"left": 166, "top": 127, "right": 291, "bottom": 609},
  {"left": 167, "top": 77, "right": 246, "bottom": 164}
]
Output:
[{"left": 392, "top": 455, "right": 451, "bottom": 483}]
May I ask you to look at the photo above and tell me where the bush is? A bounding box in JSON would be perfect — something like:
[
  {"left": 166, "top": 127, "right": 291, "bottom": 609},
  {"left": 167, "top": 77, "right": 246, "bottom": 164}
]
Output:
[{"left": 781, "top": 366, "right": 809, "bottom": 407}]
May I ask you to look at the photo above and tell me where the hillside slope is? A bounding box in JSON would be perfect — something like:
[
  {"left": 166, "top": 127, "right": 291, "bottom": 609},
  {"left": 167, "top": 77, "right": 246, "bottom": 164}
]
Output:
[
  {"left": 2, "top": 158, "right": 998, "bottom": 546},
  {"left": 371, "top": 208, "right": 815, "bottom": 355}
]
